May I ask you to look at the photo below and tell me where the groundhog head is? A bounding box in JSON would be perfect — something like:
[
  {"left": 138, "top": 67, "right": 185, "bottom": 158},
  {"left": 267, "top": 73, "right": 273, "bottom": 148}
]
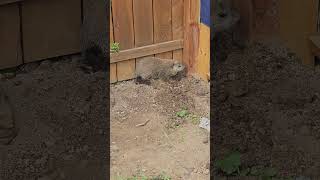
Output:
[{"left": 170, "top": 61, "right": 186, "bottom": 77}]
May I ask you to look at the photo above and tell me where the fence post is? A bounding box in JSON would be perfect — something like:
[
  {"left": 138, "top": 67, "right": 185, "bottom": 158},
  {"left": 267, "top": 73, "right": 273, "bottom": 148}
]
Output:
[
  {"left": 183, "top": 0, "right": 210, "bottom": 81},
  {"left": 183, "top": 0, "right": 200, "bottom": 74}
]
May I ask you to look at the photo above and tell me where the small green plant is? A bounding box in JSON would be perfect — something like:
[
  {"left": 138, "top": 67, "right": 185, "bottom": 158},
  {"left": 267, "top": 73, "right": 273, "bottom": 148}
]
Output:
[
  {"left": 215, "top": 151, "right": 241, "bottom": 175},
  {"left": 111, "top": 42, "right": 120, "bottom": 53},
  {"left": 214, "top": 151, "right": 289, "bottom": 179},
  {"left": 176, "top": 108, "right": 189, "bottom": 118},
  {"left": 115, "top": 172, "right": 171, "bottom": 180},
  {"left": 187, "top": 114, "right": 200, "bottom": 125}
]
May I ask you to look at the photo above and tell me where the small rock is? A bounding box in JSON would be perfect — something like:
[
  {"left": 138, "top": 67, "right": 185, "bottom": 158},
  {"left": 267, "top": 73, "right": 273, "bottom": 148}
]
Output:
[
  {"left": 193, "top": 168, "right": 198, "bottom": 173},
  {"left": 199, "top": 117, "right": 210, "bottom": 132},
  {"left": 202, "top": 137, "right": 209, "bottom": 144},
  {"left": 203, "top": 169, "right": 209, "bottom": 175},
  {"left": 111, "top": 145, "right": 119, "bottom": 152}
]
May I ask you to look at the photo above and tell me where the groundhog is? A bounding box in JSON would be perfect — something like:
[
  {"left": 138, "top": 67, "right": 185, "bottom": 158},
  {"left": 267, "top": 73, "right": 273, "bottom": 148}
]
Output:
[
  {"left": 135, "top": 57, "right": 186, "bottom": 84},
  {"left": 0, "top": 86, "right": 18, "bottom": 145}
]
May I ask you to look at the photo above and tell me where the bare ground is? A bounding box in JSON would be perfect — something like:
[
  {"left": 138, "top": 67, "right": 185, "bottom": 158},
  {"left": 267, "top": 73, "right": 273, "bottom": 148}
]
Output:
[
  {"left": 0, "top": 55, "right": 108, "bottom": 180},
  {"left": 212, "top": 41, "right": 320, "bottom": 178},
  {"left": 110, "top": 77, "right": 210, "bottom": 180}
]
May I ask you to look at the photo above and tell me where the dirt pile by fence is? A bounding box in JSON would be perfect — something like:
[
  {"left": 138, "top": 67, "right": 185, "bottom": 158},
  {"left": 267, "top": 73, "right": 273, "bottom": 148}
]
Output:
[
  {"left": 212, "top": 42, "right": 320, "bottom": 178},
  {"left": 111, "top": 77, "right": 209, "bottom": 179},
  {"left": 0, "top": 56, "right": 107, "bottom": 179}
]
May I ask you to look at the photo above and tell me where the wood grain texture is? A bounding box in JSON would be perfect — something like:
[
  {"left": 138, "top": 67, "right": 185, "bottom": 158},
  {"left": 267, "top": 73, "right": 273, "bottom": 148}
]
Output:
[
  {"left": 133, "top": 0, "right": 154, "bottom": 75},
  {"left": 112, "top": 0, "right": 135, "bottom": 81},
  {"left": 183, "top": 0, "right": 191, "bottom": 69},
  {"left": 153, "top": 0, "right": 173, "bottom": 59},
  {"left": 133, "top": 0, "right": 153, "bottom": 48},
  {"left": 111, "top": 40, "right": 183, "bottom": 63},
  {"left": 183, "top": 0, "right": 200, "bottom": 73},
  {"left": 110, "top": 6, "right": 117, "bottom": 83},
  {"left": 21, "top": 0, "right": 81, "bottom": 63},
  {"left": 232, "top": 0, "right": 254, "bottom": 44},
  {"left": 172, "top": 0, "right": 184, "bottom": 62},
  {"left": 195, "top": 23, "right": 210, "bottom": 81},
  {"left": 279, "top": 0, "right": 318, "bottom": 66},
  {"left": 81, "top": 0, "right": 108, "bottom": 56},
  {"left": 0, "top": 3, "right": 22, "bottom": 69}
]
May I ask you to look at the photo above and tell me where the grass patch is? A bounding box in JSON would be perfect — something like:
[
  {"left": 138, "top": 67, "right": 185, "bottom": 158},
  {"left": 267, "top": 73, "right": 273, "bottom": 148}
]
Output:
[
  {"left": 214, "top": 151, "right": 295, "bottom": 180},
  {"left": 115, "top": 172, "right": 171, "bottom": 180}
]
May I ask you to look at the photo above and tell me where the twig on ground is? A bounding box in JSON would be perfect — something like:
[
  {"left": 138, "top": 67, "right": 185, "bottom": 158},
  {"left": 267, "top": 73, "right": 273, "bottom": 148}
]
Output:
[{"left": 135, "top": 119, "right": 150, "bottom": 127}]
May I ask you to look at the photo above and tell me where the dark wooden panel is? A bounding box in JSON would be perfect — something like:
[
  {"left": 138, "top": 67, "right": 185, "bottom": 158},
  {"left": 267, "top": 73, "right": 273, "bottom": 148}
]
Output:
[
  {"left": 0, "top": 3, "right": 22, "bottom": 69},
  {"left": 21, "top": 0, "right": 81, "bottom": 63}
]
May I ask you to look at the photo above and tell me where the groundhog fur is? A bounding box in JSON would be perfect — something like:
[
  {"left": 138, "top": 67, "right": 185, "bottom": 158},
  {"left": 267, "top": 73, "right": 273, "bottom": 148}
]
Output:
[{"left": 135, "top": 57, "right": 186, "bottom": 85}]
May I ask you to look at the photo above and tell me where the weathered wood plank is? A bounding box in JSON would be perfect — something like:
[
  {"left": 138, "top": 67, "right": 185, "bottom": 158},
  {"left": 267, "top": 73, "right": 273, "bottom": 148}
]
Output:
[
  {"left": 153, "top": 0, "right": 173, "bottom": 59},
  {"left": 133, "top": 0, "right": 154, "bottom": 48},
  {"left": 196, "top": 23, "right": 210, "bottom": 81},
  {"left": 279, "top": 0, "right": 318, "bottom": 66},
  {"left": 183, "top": 0, "right": 200, "bottom": 73},
  {"left": 110, "top": 40, "right": 184, "bottom": 63},
  {"left": 110, "top": 5, "right": 117, "bottom": 83},
  {"left": 172, "top": 0, "right": 184, "bottom": 62},
  {"left": 232, "top": 0, "right": 254, "bottom": 44},
  {"left": 21, "top": 0, "right": 81, "bottom": 63},
  {"left": 112, "top": 0, "right": 135, "bottom": 81},
  {"left": 133, "top": 0, "right": 154, "bottom": 75},
  {"left": 0, "top": 3, "right": 22, "bottom": 69}
]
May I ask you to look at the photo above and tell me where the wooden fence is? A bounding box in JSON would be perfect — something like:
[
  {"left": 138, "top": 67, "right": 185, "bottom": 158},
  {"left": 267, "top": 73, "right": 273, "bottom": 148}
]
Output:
[
  {"left": 110, "top": 0, "right": 210, "bottom": 83},
  {"left": 0, "top": 0, "right": 81, "bottom": 69}
]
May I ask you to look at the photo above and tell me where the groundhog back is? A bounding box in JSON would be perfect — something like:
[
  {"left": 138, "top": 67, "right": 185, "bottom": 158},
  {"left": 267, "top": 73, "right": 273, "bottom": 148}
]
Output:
[{"left": 135, "top": 57, "right": 182, "bottom": 80}]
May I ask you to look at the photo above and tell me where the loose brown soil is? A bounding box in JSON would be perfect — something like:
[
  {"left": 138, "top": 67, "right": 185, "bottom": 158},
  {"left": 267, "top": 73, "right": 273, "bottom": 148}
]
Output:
[
  {"left": 111, "top": 77, "right": 210, "bottom": 180},
  {"left": 212, "top": 41, "right": 320, "bottom": 178},
  {"left": 0, "top": 55, "right": 107, "bottom": 180}
]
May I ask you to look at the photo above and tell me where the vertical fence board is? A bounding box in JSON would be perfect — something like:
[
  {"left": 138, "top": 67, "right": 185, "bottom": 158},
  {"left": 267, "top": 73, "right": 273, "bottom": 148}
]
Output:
[
  {"left": 133, "top": 0, "right": 154, "bottom": 68},
  {"left": 110, "top": 6, "right": 117, "bottom": 83},
  {"left": 112, "top": 0, "right": 135, "bottom": 81},
  {"left": 133, "top": 0, "right": 154, "bottom": 48},
  {"left": 183, "top": 0, "right": 191, "bottom": 69},
  {"left": 183, "top": 0, "right": 200, "bottom": 73},
  {"left": 172, "top": 0, "right": 184, "bottom": 62},
  {"left": 279, "top": 0, "right": 318, "bottom": 66},
  {"left": 21, "top": 0, "right": 81, "bottom": 63},
  {"left": 153, "top": 0, "right": 173, "bottom": 59},
  {"left": 0, "top": 3, "right": 22, "bottom": 69},
  {"left": 232, "top": 0, "right": 254, "bottom": 44}
]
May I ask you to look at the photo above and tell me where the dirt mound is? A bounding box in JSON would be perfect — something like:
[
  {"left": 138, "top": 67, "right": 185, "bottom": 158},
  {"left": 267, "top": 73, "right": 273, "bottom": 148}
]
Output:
[
  {"left": 111, "top": 78, "right": 210, "bottom": 179},
  {"left": 0, "top": 55, "right": 107, "bottom": 180},
  {"left": 212, "top": 42, "right": 320, "bottom": 177}
]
